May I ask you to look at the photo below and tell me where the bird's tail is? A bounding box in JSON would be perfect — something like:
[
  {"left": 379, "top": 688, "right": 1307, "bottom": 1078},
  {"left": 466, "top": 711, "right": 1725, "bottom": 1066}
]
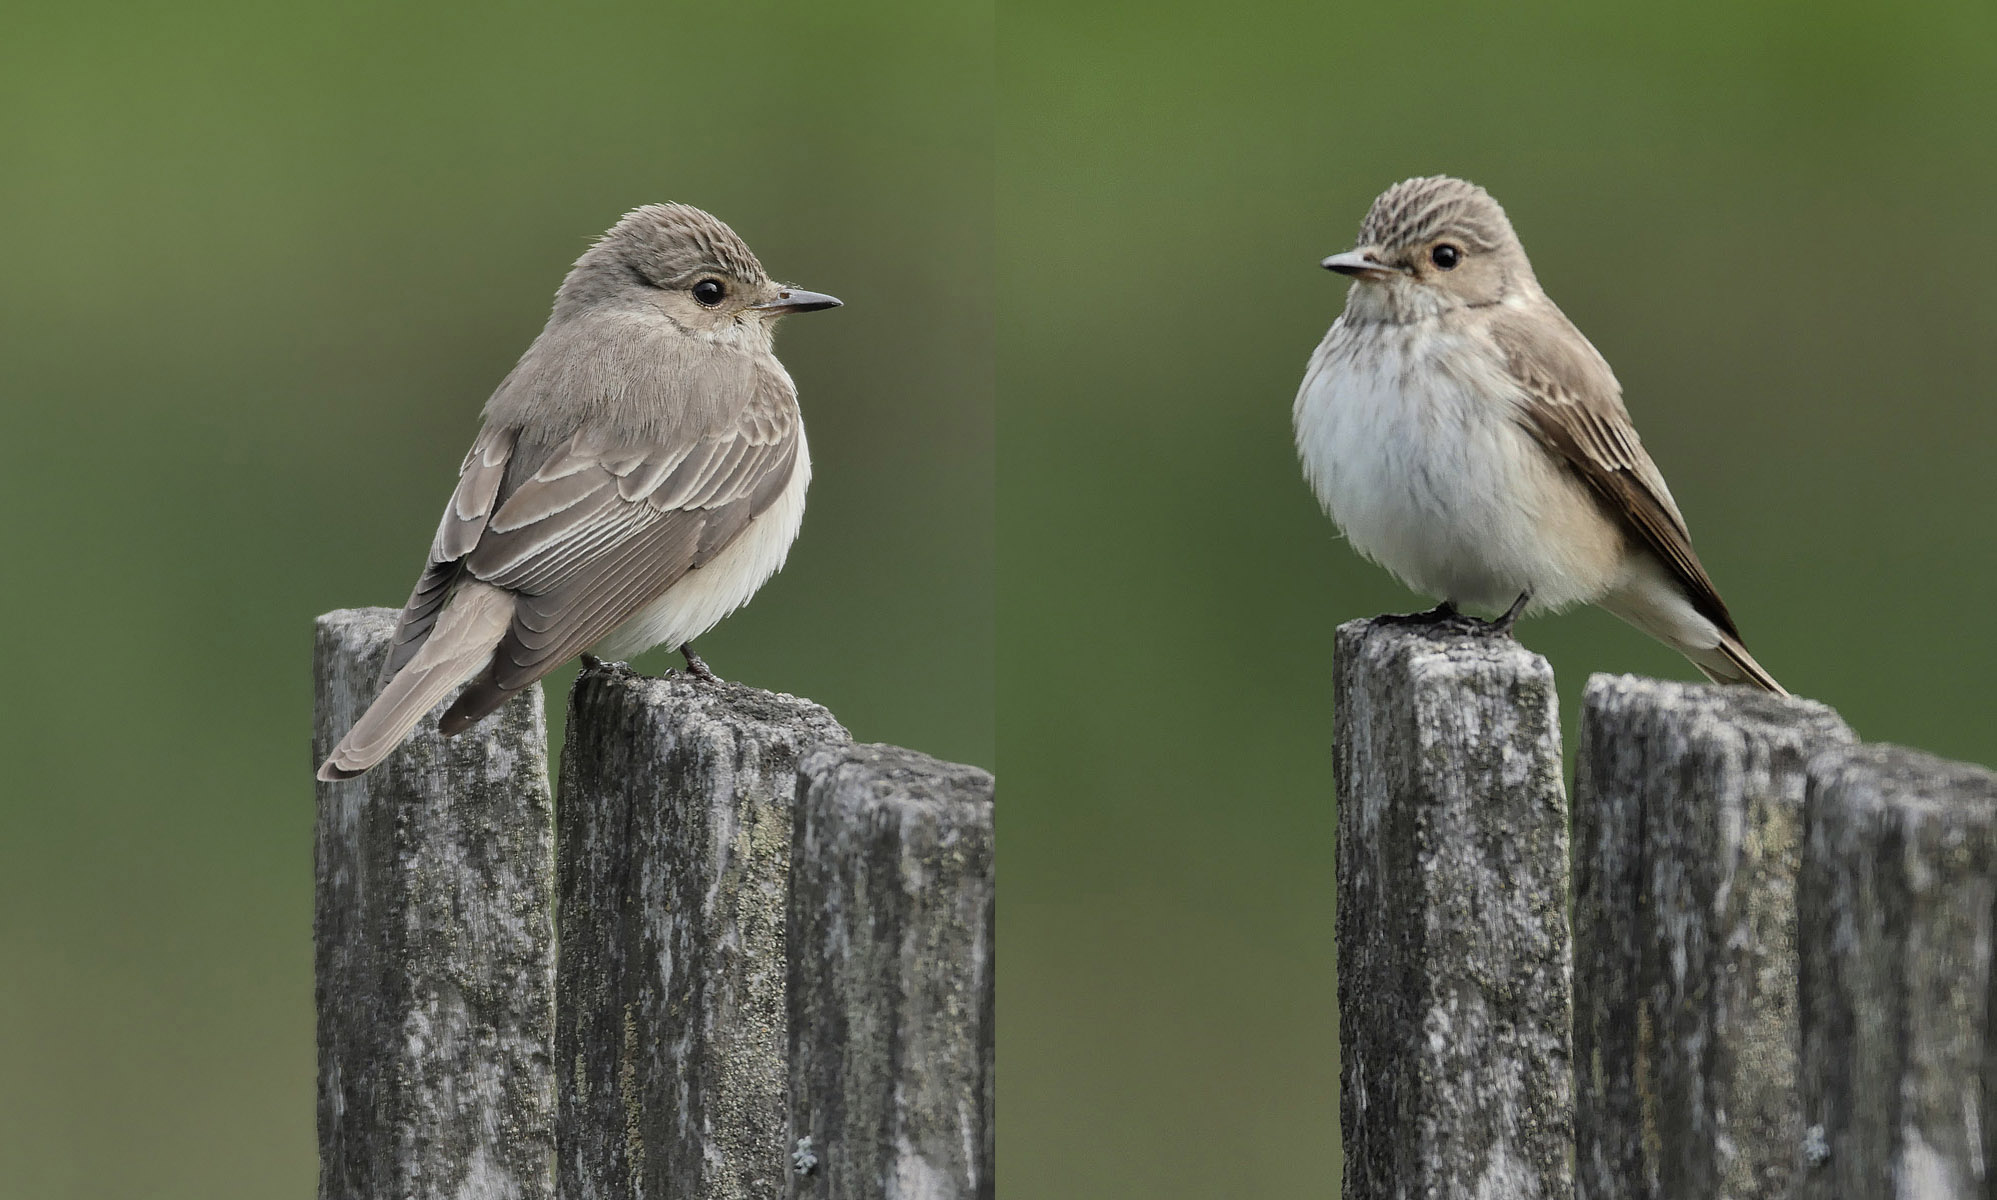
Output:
[
  {"left": 316, "top": 583, "right": 514, "bottom": 781},
  {"left": 1599, "top": 569, "right": 1788, "bottom": 697},
  {"left": 1680, "top": 632, "right": 1787, "bottom": 696}
]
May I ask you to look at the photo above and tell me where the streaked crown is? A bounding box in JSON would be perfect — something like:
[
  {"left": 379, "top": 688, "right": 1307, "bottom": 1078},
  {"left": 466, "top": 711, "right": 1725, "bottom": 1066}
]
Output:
[
  {"left": 1358, "top": 176, "right": 1516, "bottom": 256},
  {"left": 599, "top": 202, "right": 770, "bottom": 286}
]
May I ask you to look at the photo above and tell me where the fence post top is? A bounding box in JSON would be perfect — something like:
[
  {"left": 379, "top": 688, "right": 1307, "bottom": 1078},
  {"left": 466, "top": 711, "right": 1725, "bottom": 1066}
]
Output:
[
  {"left": 1808, "top": 742, "right": 1997, "bottom": 817},
  {"left": 1581, "top": 672, "right": 1851, "bottom": 740},
  {"left": 315, "top": 605, "right": 400, "bottom": 640},
  {"left": 569, "top": 658, "right": 850, "bottom": 742},
  {"left": 1334, "top": 615, "right": 1555, "bottom": 685},
  {"left": 799, "top": 742, "right": 995, "bottom": 817}
]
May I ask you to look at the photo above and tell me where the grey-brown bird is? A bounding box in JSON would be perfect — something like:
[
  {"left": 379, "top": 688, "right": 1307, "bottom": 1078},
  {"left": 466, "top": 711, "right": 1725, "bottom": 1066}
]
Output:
[
  {"left": 1294, "top": 176, "right": 1783, "bottom": 693},
  {"left": 318, "top": 204, "right": 841, "bottom": 780}
]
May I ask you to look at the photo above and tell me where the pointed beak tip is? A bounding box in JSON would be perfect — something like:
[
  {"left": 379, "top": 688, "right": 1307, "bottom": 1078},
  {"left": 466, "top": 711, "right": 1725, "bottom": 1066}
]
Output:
[
  {"left": 759, "top": 288, "right": 842, "bottom": 314},
  {"left": 1321, "top": 250, "right": 1400, "bottom": 280}
]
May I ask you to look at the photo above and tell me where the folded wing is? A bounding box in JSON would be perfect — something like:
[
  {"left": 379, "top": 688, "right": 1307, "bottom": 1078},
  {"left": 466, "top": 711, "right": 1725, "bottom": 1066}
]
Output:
[
  {"left": 434, "top": 362, "right": 800, "bottom": 733},
  {"left": 1491, "top": 309, "right": 1742, "bottom": 643}
]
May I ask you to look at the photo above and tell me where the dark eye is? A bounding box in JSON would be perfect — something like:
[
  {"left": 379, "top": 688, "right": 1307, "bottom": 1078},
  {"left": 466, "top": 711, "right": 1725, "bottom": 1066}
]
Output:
[
  {"left": 1430, "top": 244, "right": 1462, "bottom": 271},
  {"left": 691, "top": 279, "right": 726, "bottom": 307}
]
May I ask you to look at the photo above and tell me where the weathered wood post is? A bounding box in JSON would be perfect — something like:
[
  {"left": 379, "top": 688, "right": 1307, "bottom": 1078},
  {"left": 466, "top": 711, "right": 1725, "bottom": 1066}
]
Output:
[
  {"left": 1572, "top": 676, "right": 1853, "bottom": 1200},
  {"left": 1332, "top": 618, "right": 1574, "bottom": 1199},
  {"left": 556, "top": 663, "right": 848, "bottom": 1200},
  {"left": 1797, "top": 744, "right": 1997, "bottom": 1200},
  {"left": 311, "top": 607, "right": 557, "bottom": 1200},
  {"left": 786, "top": 744, "right": 996, "bottom": 1200}
]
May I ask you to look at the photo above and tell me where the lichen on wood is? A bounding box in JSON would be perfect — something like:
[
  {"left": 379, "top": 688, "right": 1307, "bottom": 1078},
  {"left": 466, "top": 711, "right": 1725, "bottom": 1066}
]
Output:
[
  {"left": 312, "top": 607, "right": 556, "bottom": 1200},
  {"left": 787, "top": 743, "right": 995, "bottom": 1200},
  {"left": 1333, "top": 618, "right": 1574, "bottom": 1200},
  {"left": 1797, "top": 744, "right": 1997, "bottom": 1200},
  {"left": 1572, "top": 675, "right": 1852, "bottom": 1200},
  {"left": 555, "top": 662, "right": 847, "bottom": 1200}
]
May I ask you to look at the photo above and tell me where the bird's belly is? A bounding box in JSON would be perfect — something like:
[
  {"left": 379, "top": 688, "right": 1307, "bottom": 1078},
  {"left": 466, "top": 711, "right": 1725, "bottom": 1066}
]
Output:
[
  {"left": 1295, "top": 335, "right": 1621, "bottom": 613},
  {"left": 592, "top": 437, "right": 811, "bottom": 660}
]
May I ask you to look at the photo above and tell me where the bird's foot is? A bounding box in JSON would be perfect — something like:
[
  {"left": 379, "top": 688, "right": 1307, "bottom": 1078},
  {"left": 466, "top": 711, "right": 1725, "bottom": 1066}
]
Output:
[
  {"left": 679, "top": 643, "right": 720, "bottom": 682},
  {"left": 1376, "top": 594, "right": 1529, "bottom": 639},
  {"left": 1375, "top": 600, "right": 1465, "bottom": 627}
]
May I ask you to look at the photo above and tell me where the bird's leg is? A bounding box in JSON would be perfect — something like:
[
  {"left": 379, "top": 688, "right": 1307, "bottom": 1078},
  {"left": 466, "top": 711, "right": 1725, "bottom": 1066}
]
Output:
[
  {"left": 679, "top": 643, "right": 719, "bottom": 682},
  {"left": 1484, "top": 591, "right": 1531, "bottom": 636}
]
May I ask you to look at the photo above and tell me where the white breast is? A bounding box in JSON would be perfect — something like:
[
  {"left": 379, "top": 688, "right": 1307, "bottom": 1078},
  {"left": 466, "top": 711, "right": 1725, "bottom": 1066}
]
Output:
[
  {"left": 1292, "top": 318, "right": 1620, "bottom": 614},
  {"left": 591, "top": 433, "right": 811, "bottom": 660}
]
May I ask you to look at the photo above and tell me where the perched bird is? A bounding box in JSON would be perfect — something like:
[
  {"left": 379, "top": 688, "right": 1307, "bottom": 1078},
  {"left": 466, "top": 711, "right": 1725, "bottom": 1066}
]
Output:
[
  {"left": 1294, "top": 176, "right": 1783, "bottom": 693},
  {"left": 318, "top": 204, "right": 841, "bottom": 780}
]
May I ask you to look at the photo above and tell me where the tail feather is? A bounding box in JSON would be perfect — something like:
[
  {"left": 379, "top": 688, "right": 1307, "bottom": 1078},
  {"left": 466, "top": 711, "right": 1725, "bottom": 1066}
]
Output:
[
  {"left": 1681, "top": 632, "right": 1787, "bottom": 696},
  {"left": 316, "top": 583, "right": 514, "bottom": 781},
  {"left": 1598, "top": 563, "right": 1787, "bottom": 697}
]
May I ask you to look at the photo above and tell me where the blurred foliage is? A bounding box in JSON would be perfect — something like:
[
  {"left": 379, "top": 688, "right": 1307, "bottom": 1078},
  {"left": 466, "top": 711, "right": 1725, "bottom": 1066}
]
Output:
[
  {"left": 1000, "top": 1, "right": 1997, "bottom": 1195},
  {"left": 10, "top": 1, "right": 1997, "bottom": 1195},
  {"left": 0, "top": 3, "right": 988, "bottom": 1195}
]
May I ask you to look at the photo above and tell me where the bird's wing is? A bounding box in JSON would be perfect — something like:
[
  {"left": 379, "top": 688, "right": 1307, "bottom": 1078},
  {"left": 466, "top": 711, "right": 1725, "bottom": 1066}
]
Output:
[
  {"left": 381, "top": 424, "right": 517, "bottom": 680},
  {"left": 1490, "top": 308, "right": 1742, "bottom": 641},
  {"left": 432, "top": 359, "right": 801, "bottom": 731}
]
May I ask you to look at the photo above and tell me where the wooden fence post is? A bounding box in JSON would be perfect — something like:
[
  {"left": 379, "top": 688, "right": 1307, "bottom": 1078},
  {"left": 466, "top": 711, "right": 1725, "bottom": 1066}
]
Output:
[
  {"left": 1572, "top": 676, "right": 1853, "bottom": 1200},
  {"left": 311, "top": 607, "right": 557, "bottom": 1200},
  {"left": 556, "top": 663, "right": 849, "bottom": 1200},
  {"left": 786, "top": 744, "right": 996, "bottom": 1200},
  {"left": 1332, "top": 618, "right": 1574, "bottom": 1200},
  {"left": 1797, "top": 744, "right": 1997, "bottom": 1200}
]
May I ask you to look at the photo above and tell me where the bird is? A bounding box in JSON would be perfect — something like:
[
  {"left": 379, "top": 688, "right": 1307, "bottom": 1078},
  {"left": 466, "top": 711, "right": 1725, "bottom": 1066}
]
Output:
[
  {"left": 1293, "top": 175, "right": 1784, "bottom": 694},
  {"left": 318, "top": 203, "right": 842, "bottom": 781}
]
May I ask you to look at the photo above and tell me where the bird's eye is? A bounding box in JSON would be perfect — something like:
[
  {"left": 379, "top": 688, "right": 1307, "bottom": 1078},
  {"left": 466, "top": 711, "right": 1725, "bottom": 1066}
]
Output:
[
  {"left": 1430, "top": 244, "right": 1462, "bottom": 271},
  {"left": 692, "top": 279, "right": 726, "bottom": 307}
]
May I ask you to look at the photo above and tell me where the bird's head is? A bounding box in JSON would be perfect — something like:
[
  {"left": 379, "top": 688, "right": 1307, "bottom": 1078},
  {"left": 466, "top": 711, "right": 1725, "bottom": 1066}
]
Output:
[
  {"left": 1322, "top": 176, "right": 1534, "bottom": 321},
  {"left": 559, "top": 203, "right": 840, "bottom": 342}
]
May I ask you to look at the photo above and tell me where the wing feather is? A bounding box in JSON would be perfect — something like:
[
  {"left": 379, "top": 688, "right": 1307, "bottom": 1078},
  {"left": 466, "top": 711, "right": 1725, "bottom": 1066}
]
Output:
[
  {"left": 616, "top": 454, "right": 679, "bottom": 500},
  {"left": 485, "top": 445, "right": 616, "bottom": 532},
  {"left": 1490, "top": 308, "right": 1742, "bottom": 641},
  {"left": 430, "top": 361, "right": 803, "bottom": 733},
  {"left": 381, "top": 425, "right": 517, "bottom": 680}
]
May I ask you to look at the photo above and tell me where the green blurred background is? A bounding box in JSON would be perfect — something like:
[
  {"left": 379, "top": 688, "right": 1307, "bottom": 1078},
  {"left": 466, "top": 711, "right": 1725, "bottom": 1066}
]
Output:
[
  {"left": 0, "top": 3, "right": 988, "bottom": 1195},
  {"left": 10, "top": 1, "right": 1997, "bottom": 1196},
  {"left": 1001, "top": 2, "right": 1997, "bottom": 1196}
]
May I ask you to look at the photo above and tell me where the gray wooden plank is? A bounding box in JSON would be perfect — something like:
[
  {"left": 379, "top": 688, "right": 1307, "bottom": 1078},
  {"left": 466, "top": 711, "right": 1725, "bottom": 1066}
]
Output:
[
  {"left": 1573, "top": 674, "right": 1852, "bottom": 1199},
  {"left": 556, "top": 662, "right": 847, "bottom": 1200},
  {"left": 786, "top": 743, "right": 995, "bottom": 1200},
  {"left": 312, "top": 606, "right": 556, "bottom": 1200},
  {"left": 1333, "top": 618, "right": 1574, "bottom": 1200}
]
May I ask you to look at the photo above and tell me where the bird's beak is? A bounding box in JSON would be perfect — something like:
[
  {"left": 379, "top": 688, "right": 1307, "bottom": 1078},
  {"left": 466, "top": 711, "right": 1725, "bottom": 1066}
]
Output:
[
  {"left": 1321, "top": 249, "right": 1405, "bottom": 281},
  {"left": 752, "top": 287, "right": 843, "bottom": 314}
]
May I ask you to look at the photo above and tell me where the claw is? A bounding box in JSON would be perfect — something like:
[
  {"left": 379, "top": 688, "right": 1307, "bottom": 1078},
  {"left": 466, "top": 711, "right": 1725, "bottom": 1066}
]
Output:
[
  {"left": 1375, "top": 593, "right": 1529, "bottom": 638},
  {"left": 1375, "top": 600, "right": 1462, "bottom": 627},
  {"left": 680, "top": 643, "right": 720, "bottom": 682}
]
